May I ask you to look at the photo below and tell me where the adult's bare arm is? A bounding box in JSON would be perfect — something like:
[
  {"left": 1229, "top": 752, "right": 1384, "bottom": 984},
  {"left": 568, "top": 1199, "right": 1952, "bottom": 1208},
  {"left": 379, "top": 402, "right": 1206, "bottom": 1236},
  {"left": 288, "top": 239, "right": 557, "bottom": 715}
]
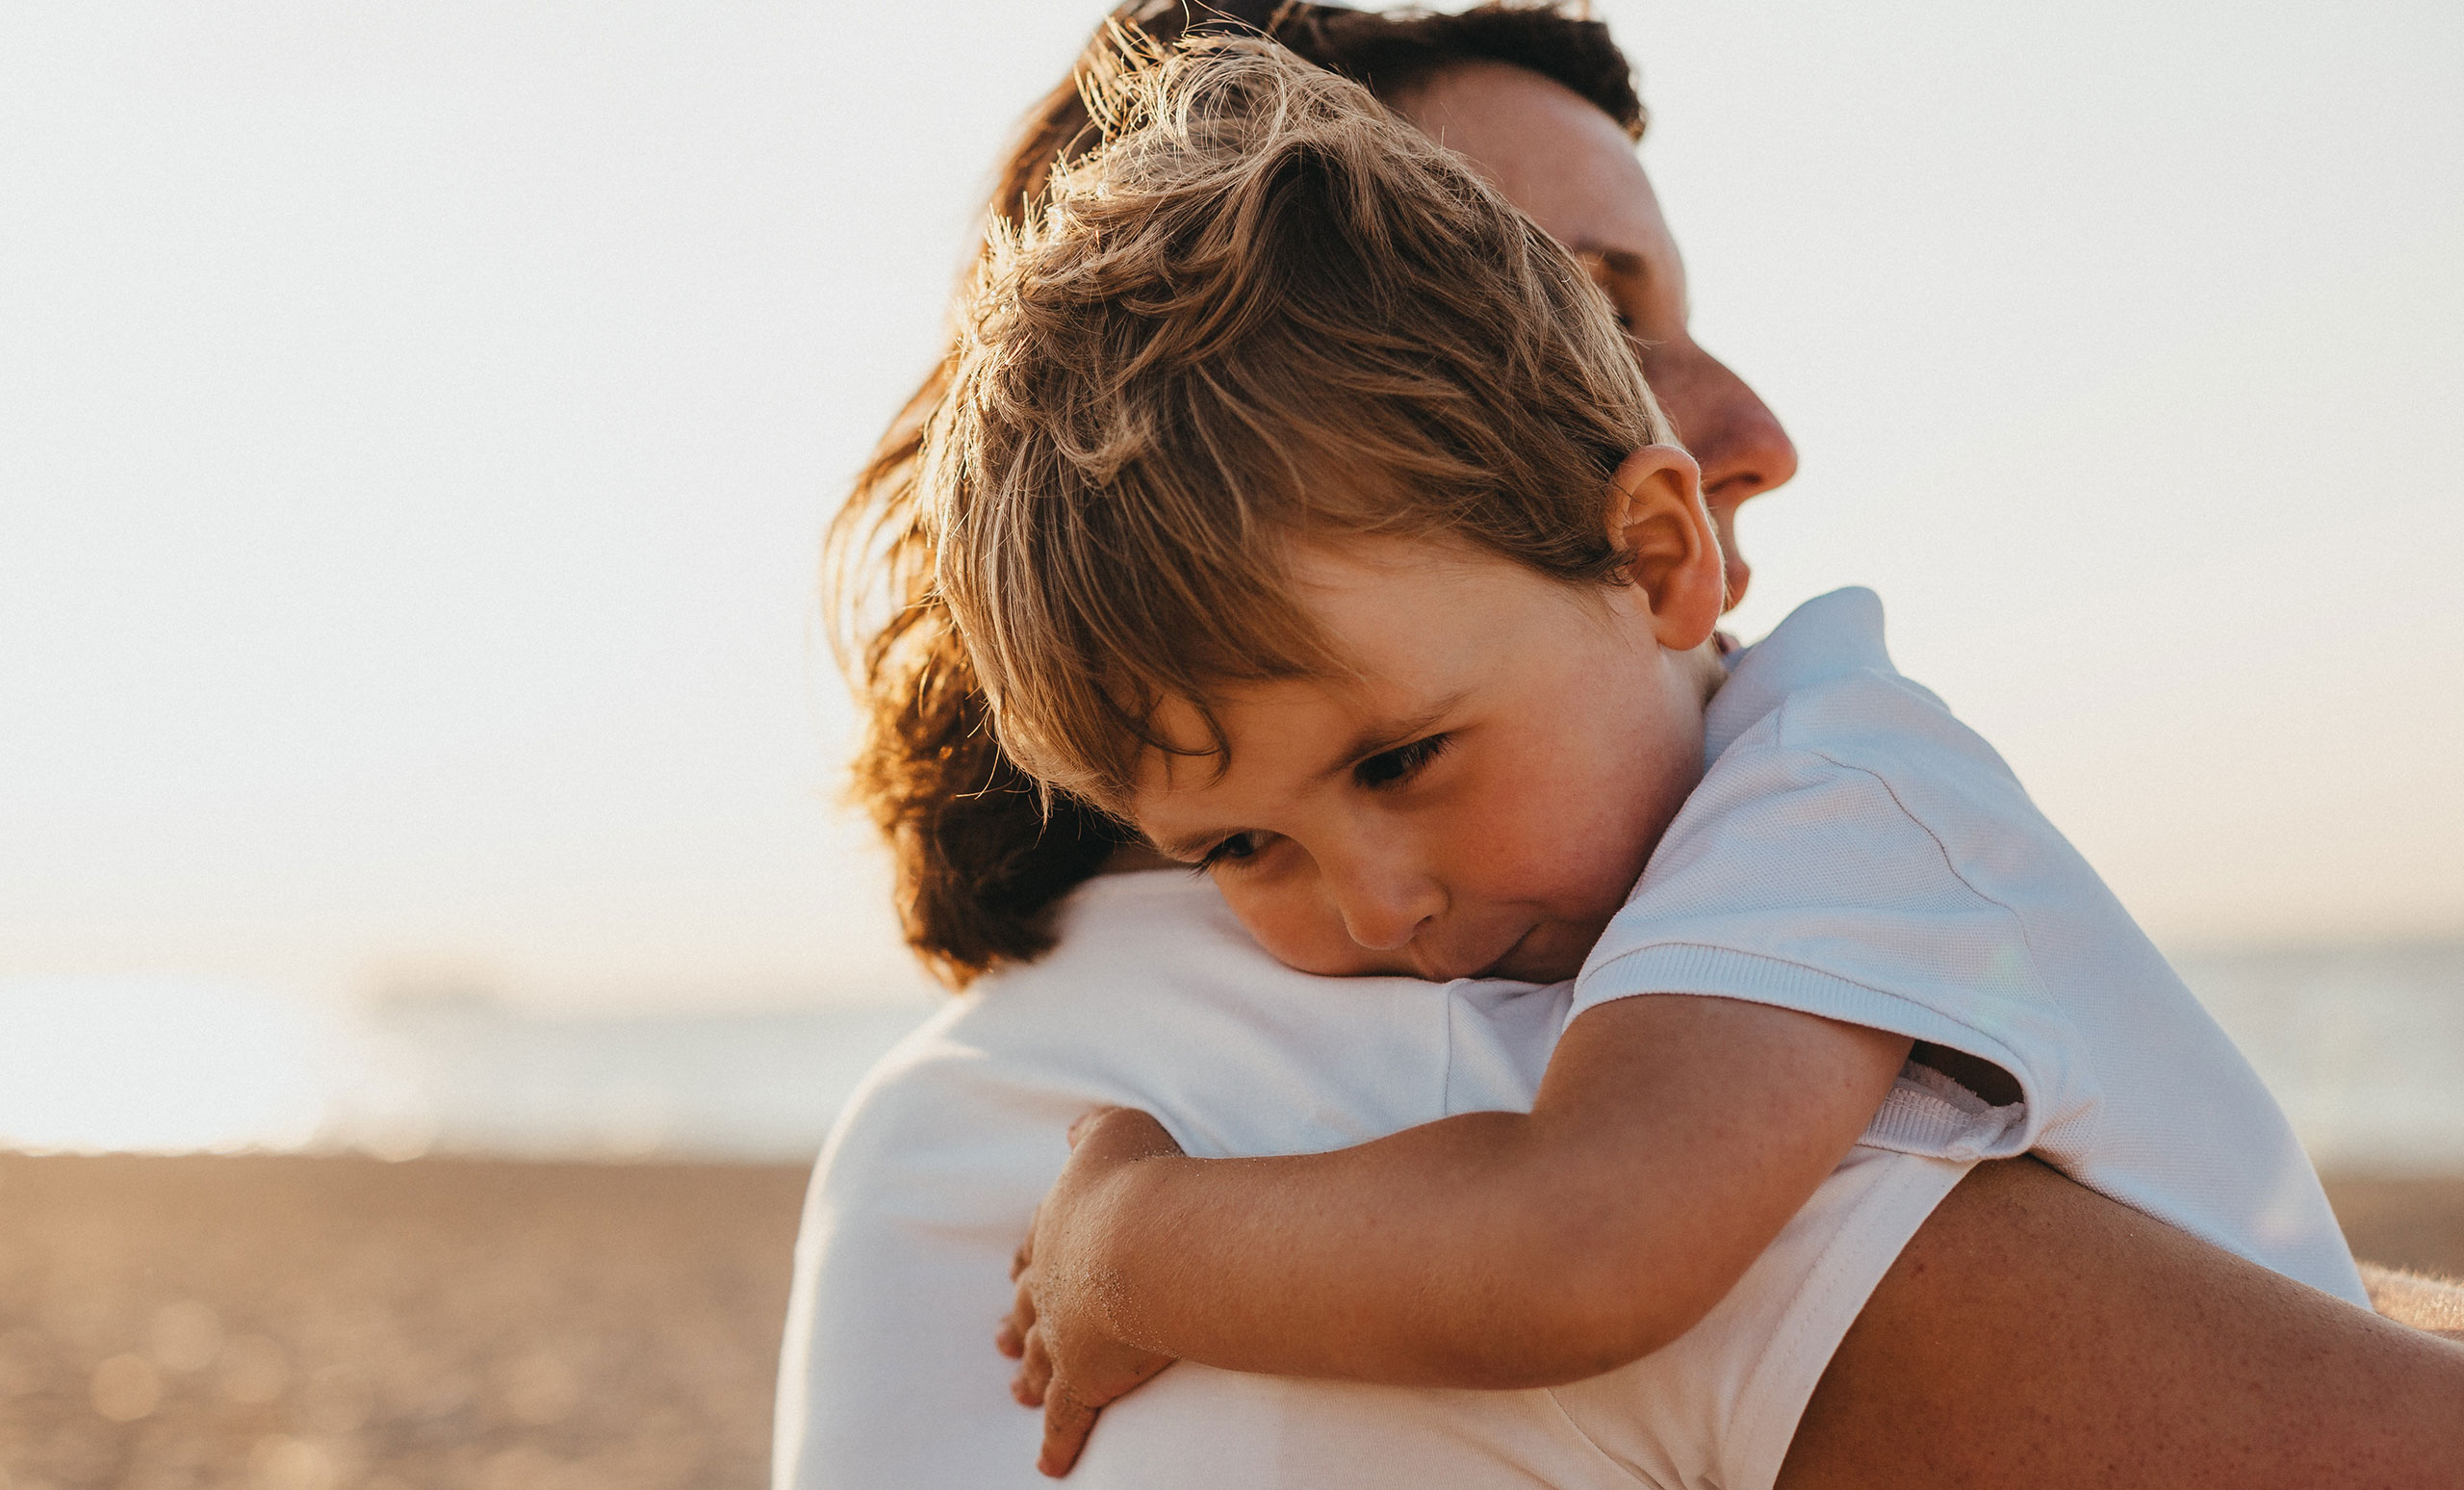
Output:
[{"left": 1779, "top": 1157, "right": 2464, "bottom": 1490}]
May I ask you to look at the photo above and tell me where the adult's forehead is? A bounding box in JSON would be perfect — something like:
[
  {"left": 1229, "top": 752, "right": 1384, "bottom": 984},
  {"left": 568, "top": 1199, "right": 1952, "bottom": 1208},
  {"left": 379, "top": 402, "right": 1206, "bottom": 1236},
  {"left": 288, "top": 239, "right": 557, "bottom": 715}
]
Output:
[{"left": 1388, "top": 59, "right": 1678, "bottom": 269}]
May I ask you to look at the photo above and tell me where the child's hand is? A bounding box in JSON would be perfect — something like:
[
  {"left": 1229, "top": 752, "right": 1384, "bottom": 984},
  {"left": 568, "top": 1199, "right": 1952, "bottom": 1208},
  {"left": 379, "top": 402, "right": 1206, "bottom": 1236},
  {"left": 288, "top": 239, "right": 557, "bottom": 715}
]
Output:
[{"left": 995, "top": 1106, "right": 1183, "bottom": 1476}]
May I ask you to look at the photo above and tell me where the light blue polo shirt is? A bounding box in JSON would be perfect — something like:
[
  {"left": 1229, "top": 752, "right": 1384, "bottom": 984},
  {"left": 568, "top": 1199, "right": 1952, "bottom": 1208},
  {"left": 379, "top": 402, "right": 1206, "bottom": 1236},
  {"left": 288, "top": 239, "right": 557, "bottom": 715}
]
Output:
[{"left": 1575, "top": 587, "right": 2367, "bottom": 1306}]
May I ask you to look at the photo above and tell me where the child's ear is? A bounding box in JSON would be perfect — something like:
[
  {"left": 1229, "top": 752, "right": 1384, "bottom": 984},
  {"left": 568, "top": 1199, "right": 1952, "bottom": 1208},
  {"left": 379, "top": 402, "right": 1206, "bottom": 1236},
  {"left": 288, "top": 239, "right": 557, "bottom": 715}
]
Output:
[{"left": 1603, "top": 445, "right": 1724, "bottom": 650}]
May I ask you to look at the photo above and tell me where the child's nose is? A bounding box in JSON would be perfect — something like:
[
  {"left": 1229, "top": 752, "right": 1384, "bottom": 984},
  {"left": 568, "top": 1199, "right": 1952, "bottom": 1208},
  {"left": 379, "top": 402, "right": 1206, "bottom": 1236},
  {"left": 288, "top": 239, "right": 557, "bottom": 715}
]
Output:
[{"left": 1331, "top": 865, "right": 1444, "bottom": 953}]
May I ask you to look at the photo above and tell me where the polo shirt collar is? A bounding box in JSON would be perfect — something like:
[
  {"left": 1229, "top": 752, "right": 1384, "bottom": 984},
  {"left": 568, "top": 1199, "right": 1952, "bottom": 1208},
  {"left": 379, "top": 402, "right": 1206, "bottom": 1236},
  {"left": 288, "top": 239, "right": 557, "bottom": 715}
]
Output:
[{"left": 1703, "top": 586, "right": 1898, "bottom": 764}]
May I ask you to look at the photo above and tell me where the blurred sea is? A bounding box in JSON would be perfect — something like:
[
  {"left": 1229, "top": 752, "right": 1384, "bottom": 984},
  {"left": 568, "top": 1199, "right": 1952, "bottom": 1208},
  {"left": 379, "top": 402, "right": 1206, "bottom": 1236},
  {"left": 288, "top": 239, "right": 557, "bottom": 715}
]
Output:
[{"left": 2, "top": 941, "right": 2458, "bottom": 1170}]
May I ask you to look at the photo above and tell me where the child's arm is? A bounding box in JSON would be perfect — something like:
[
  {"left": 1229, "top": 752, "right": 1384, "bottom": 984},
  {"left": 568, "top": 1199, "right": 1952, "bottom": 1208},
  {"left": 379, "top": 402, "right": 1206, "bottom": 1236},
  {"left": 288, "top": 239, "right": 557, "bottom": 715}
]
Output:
[{"left": 1000, "top": 994, "right": 1911, "bottom": 1475}]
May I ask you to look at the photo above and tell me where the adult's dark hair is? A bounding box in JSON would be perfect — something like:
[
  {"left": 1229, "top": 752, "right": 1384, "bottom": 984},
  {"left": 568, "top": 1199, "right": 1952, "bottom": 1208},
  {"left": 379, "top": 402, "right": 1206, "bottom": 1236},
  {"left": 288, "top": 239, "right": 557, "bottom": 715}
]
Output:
[{"left": 830, "top": 3, "right": 1645, "bottom": 987}]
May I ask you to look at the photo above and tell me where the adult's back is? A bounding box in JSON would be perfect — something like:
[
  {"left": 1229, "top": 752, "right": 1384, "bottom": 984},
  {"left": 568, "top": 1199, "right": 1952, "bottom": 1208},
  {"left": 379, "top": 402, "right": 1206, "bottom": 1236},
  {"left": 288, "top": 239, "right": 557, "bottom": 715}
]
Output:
[{"left": 777, "top": 872, "right": 1972, "bottom": 1489}]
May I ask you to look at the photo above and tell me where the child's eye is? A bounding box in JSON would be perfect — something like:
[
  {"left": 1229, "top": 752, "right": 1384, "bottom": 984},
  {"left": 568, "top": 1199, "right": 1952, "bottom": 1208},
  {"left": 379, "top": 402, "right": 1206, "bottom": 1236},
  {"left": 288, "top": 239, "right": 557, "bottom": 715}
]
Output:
[
  {"left": 1193, "top": 833, "right": 1263, "bottom": 872},
  {"left": 1353, "top": 732, "right": 1450, "bottom": 790}
]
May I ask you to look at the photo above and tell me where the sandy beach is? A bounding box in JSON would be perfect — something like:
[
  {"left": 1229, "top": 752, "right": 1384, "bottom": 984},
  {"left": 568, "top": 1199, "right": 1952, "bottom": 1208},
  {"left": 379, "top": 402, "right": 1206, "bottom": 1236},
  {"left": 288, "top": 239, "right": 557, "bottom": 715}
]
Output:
[
  {"left": 0, "top": 1155, "right": 805, "bottom": 1490},
  {"left": 0, "top": 1153, "right": 2456, "bottom": 1489}
]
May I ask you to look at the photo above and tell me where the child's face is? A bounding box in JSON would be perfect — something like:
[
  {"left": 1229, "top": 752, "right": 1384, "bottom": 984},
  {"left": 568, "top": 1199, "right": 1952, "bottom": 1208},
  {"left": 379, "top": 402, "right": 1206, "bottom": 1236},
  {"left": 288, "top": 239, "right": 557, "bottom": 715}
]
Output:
[{"left": 1132, "top": 522, "right": 1720, "bottom": 986}]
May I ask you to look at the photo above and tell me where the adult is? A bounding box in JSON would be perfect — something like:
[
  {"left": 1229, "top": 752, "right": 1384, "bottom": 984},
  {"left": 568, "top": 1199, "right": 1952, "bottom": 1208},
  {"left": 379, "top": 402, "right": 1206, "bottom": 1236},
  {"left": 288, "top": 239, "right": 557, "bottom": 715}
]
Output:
[{"left": 778, "top": 6, "right": 2464, "bottom": 1488}]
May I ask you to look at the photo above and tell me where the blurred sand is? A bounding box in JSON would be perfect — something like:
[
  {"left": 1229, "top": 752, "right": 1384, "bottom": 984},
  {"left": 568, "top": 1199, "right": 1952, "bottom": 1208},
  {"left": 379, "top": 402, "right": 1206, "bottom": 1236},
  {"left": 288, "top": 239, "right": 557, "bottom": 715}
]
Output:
[
  {"left": 0, "top": 1154, "right": 2456, "bottom": 1490},
  {"left": 0, "top": 1154, "right": 805, "bottom": 1490},
  {"left": 2323, "top": 1175, "right": 2464, "bottom": 1281}
]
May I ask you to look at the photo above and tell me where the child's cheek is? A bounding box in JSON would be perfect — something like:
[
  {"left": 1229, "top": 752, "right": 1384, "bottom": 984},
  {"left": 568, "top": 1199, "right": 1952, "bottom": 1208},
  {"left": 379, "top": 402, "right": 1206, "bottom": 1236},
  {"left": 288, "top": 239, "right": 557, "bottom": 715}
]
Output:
[
  {"left": 1452, "top": 725, "right": 1672, "bottom": 919},
  {"left": 1218, "top": 871, "right": 1408, "bottom": 979}
]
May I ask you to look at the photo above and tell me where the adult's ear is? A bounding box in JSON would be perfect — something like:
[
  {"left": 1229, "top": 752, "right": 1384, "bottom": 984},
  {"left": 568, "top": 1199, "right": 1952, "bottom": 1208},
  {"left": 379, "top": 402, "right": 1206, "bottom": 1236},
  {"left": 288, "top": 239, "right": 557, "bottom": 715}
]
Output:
[{"left": 1604, "top": 445, "right": 1724, "bottom": 651}]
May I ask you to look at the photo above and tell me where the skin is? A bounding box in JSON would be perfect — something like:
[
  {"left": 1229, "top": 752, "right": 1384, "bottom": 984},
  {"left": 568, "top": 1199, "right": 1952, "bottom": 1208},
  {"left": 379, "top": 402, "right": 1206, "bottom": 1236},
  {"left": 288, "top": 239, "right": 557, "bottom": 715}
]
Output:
[
  {"left": 1007, "top": 1146, "right": 2464, "bottom": 1485},
  {"left": 1095, "top": 59, "right": 1789, "bottom": 894},
  {"left": 1000, "top": 51, "right": 2464, "bottom": 1485},
  {"left": 1777, "top": 1157, "right": 2464, "bottom": 1489},
  {"left": 1389, "top": 61, "right": 1800, "bottom": 609},
  {"left": 1138, "top": 450, "right": 1722, "bottom": 987},
  {"left": 1008, "top": 1006, "right": 1913, "bottom": 1474},
  {"left": 998, "top": 459, "right": 1912, "bottom": 1473}
]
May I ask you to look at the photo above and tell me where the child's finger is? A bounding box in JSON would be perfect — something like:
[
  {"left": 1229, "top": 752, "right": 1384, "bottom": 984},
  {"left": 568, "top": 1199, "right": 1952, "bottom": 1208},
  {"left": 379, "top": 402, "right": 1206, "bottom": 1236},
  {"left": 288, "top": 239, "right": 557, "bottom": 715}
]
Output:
[
  {"left": 1018, "top": 1325, "right": 1055, "bottom": 1404},
  {"left": 1004, "top": 1274, "right": 1040, "bottom": 1348},
  {"left": 1011, "top": 1232, "right": 1035, "bottom": 1282},
  {"left": 1037, "top": 1382, "right": 1103, "bottom": 1477},
  {"left": 995, "top": 1316, "right": 1024, "bottom": 1358}
]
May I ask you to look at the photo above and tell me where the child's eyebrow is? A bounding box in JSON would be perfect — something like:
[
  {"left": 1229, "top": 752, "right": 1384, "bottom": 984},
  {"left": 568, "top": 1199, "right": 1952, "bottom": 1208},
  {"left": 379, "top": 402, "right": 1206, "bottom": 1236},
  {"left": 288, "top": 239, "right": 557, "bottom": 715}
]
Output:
[
  {"left": 1147, "top": 827, "right": 1226, "bottom": 863},
  {"left": 1139, "top": 693, "right": 1469, "bottom": 861},
  {"left": 1324, "top": 693, "right": 1468, "bottom": 780}
]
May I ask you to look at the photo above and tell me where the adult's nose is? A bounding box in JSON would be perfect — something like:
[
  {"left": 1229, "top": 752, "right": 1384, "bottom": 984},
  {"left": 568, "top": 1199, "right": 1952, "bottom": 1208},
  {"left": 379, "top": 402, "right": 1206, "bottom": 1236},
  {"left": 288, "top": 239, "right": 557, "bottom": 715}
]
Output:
[{"left": 1646, "top": 341, "right": 1799, "bottom": 608}]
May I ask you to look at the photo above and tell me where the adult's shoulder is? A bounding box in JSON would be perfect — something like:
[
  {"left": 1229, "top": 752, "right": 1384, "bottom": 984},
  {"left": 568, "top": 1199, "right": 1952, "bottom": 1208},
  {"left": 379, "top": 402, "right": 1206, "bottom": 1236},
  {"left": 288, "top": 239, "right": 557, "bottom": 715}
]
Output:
[
  {"left": 828, "top": 870, "right": 1465, "bottom": 1163},
  {"left": 842, "top": 872, "right": 1275, "bottom": 1110},
  {"left": 814, "top": 874, "right": 1235, "bottom": 1182}
]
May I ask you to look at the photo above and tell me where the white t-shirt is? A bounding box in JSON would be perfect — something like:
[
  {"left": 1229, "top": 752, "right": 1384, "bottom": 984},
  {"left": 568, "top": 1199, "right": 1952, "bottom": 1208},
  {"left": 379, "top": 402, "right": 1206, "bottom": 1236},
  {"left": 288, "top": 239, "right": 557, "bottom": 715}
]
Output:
[
  {"left": 1572, "top": 586, "right": 2366, "bottom": 1306},
  {"left": 776, "top": 870, "right": 1971, "bottom": 1490}
]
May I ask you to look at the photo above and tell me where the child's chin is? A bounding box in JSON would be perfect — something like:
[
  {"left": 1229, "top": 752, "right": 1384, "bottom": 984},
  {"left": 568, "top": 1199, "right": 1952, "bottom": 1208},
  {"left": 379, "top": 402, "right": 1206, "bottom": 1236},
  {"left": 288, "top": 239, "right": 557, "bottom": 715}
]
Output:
[{"left": 1478, "top": 924, "right": 1586, "bottom": 985}]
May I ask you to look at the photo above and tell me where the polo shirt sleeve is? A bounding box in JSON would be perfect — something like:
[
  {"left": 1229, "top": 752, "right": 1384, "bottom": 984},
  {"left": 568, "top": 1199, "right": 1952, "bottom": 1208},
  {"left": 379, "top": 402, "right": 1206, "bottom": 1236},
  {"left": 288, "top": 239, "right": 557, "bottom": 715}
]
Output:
[{"left": 1569, "top": 681, "right": 2094, "bottom": 1164}]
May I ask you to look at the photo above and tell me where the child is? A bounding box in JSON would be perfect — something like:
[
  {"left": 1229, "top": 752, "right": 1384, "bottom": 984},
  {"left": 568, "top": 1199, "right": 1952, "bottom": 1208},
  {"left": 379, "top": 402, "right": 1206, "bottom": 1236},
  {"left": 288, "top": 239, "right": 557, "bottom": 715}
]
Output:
[{"left": 926, "top": 39, "right": 2370, "bottom": 1477}]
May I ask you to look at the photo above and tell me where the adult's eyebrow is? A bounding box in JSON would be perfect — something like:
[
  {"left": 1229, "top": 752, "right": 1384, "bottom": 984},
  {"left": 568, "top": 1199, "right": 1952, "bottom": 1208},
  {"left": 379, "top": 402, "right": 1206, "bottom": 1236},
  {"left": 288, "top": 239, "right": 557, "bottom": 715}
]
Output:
[{"left": 1572, "top": 242, "right": 1652, "bottom": 289}]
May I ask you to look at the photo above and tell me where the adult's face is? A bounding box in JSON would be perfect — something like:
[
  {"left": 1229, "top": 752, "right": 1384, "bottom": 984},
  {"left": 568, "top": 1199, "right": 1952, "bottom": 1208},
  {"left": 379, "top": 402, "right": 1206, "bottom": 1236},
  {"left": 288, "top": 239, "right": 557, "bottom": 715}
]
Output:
[{"left": 1391, "top": 62, "right": 1798, "bottom": 608}]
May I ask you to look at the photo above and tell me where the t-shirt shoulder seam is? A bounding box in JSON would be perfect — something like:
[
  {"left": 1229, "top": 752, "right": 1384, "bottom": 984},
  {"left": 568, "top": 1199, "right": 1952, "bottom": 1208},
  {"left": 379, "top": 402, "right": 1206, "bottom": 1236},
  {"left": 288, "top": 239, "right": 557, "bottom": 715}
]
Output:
[
  {"left": 1782, "top": 736, "right": 2104, "bottom": 1143},
  {"left": 1792, "top": 735, "right": 2060, "bottom": 1007}
]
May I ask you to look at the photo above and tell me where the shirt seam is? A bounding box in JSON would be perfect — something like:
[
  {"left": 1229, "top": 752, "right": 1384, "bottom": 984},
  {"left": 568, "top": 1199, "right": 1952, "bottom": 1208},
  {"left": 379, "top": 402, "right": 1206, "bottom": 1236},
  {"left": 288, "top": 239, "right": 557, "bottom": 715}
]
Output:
[
  {"left": 1803, "top": 760, "right": 2044, "bottom": 979},
  {"left": 1783, "top": 705, "right": 2103, "bottom": 1145},
  {"left": 1775, "top": 692, "right": 2053, "bottom": 1006},
  {"left": 1535, "top": 1388, "right": 1658, "bottom": 1486}
]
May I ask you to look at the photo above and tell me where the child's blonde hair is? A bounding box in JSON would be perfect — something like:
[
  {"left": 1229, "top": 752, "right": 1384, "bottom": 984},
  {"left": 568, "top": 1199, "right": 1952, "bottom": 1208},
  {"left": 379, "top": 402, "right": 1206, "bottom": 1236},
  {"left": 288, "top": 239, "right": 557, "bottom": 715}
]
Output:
[{"left": 929, "top": 36, "right": 1672, "bottom": 815}]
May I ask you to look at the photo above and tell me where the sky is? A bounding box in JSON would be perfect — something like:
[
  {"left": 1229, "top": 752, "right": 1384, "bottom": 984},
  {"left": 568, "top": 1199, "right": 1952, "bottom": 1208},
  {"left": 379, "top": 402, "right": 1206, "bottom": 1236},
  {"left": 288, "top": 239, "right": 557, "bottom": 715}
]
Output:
[{"left": 3, "top": 1, "right": 2458, "bottom": 1015}]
